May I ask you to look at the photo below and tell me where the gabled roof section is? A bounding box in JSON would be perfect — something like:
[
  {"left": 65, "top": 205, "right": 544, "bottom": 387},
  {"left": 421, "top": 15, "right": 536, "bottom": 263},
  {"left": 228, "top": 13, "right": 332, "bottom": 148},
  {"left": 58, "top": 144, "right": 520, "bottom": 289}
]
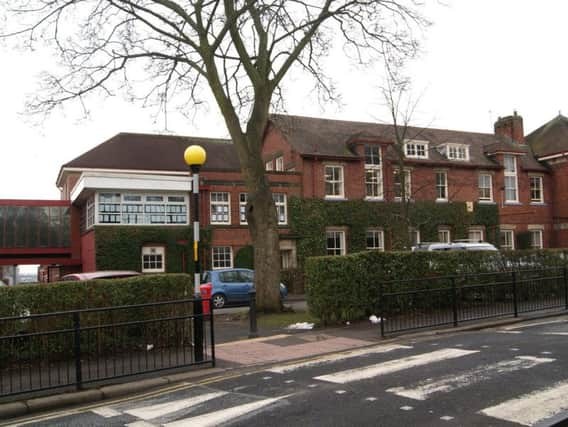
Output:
[
  {"left": 270, "top": 114, "right": 507, "bottom": 168},
  {"left": 526, "top": 114, "right": 568, "bottom": 159},
  {"left": 58, "top": 133, "right": 239, "bottom": 185}
]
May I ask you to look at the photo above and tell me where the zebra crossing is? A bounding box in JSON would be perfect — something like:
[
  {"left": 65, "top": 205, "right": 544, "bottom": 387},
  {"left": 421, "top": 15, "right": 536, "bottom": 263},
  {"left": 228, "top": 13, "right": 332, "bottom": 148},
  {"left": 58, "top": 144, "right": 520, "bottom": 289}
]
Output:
[{"left": 72, "top": 339, "right": 568, "bottom": 427}]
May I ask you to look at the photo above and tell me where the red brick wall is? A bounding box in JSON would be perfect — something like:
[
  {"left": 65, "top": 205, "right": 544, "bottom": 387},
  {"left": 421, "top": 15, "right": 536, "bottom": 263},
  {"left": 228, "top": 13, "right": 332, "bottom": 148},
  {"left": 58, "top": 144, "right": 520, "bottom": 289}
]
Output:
[{"left": 81, "top": 230, "right": 96, "bottom": 272}]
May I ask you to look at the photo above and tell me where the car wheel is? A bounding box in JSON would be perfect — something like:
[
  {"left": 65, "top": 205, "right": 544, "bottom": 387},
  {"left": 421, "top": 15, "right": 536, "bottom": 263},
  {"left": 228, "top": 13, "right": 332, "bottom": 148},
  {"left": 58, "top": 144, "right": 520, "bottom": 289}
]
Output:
[{"left": 212, "top": 293, "right": 226, "bottom": 309}]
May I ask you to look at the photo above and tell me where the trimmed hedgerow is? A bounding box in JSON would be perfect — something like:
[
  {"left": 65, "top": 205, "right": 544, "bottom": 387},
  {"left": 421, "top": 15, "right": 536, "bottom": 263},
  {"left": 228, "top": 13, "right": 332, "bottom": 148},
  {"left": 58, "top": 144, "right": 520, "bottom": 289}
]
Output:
[
  {"left": 305, "top": 249, "right": 568, "bottom": 323},
  {"left": 0, "top": 274, "right": 194, "bottom": 362}
]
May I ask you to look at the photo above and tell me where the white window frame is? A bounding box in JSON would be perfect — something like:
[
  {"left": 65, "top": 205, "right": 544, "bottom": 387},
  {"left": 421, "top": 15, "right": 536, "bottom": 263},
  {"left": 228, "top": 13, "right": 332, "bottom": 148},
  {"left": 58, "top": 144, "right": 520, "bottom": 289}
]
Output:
[
  {"left": 404, "top": 140, "right": 429, "bottom": 159},
  {"left": 438, "top": 227, "right": 451, "bottom": 243},
  {"left": 86, "top": 196, "right": 95, "bottom": 229},
  {"left": 325, "top": 165, "right": 345, "bottom": 199},
  {"left": 504, "top": 155, "right": 519, "bottom": 203},
  {"left": 97, "top": 192, "right": 188, "bottom": 225},
  {"left": 275, "top": 156, "right": 284, "bottom": 171},
  {"left": 326, "top": 229, "right": 346, "bottom": 256},
  {"left": 212, "top": 246, "right": 233, "bottom": 269},
  {"left": 273, "top": 193, "right": 287, "bottom": 225},
  {"left": 436, "top": 171, "right": 448, "bottom": 201},
  {"left": 478, "top": 173, "right": 493, "bottom": 202},
  {"left": 409, "top": 227, "right": 420, "bottom": 247},
  {"left": 281, "top": 250, "right": 293, "bottom": 269},
  {"left": 468, "top": 227, "right": 484, "bottom": 243},
  {"left": 529, "top": 228, "right": 544, "bottom": 249},
  {"left": 239, "top": 193, "right": 248, "bottom": 224},
  {"left": 393, "top": 169, "right": 411, "bottom": 201},
  {"left": 364, "top": 145, "right": 383, "bottom": 200},
  {"left": 141, "top": 246, "right": 165, "bottom": 273},
  {"left": 265, "top": 160, "right": 273, "bottom": 171},
  {"left": 210, "top": 192, "right": 231, "bottom": 224},
  {"left": 366, "top": 229, "right": 385, "bottom": 251},
  {"left": 500, "top": 229, "right": 515, "bottom": 250},
  {"left": 529, "top": 175, "right": 544, "bottom": 203},
  {"left": 446, "top": 144, "right": 470, "bottom": 161}
]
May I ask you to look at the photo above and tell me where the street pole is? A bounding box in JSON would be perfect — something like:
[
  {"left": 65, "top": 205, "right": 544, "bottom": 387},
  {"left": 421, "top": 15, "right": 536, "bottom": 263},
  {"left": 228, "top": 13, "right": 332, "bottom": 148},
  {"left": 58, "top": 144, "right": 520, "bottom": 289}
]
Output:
[{"left": 184, "top": 145, "right": 207, "bottom": 363}]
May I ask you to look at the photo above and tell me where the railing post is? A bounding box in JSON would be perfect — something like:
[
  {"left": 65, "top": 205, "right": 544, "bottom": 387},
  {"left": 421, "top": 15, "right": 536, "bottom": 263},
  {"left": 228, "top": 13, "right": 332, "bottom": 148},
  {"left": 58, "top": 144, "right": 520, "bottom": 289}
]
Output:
[
  {"left": 564, "top": 267, "right": 568, "bottom": 310},
  {"left": 194, "top": 297, "right": 204, "bottom": 362},
  {"left": 209, "top": 301, "right": 216, "bottom": 367},
  {"left": 73, "top": 312, "right": 83, "bottom": 390},
  {"left": 249, "top": 289, "right": 258, "bottom": 339},
  {"left": 512, "top": 271, "right": 518, "bottom": 317},
  {"left": 452, "top": 277, "right": 458, "bottom": 327},
  {"left": 379, "top": 281, "right": 385, "bottom": 338}
]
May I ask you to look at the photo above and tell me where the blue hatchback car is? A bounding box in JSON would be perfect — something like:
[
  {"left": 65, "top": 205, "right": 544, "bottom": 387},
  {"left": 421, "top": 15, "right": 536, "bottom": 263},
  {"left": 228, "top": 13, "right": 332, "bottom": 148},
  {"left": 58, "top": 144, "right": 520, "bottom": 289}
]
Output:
[{"left": 201, "top": 268, "right": 288, "bottom": 309}]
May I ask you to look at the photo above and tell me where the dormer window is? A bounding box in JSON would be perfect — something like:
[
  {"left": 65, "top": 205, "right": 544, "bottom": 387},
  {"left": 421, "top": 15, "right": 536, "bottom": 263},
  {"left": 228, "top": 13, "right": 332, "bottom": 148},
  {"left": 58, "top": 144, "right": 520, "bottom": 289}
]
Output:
[
  {"left": 404, "top": 140, "right": 429, "bottom": 159},
  {"left": 446, "top": 144, "right": 469, "bottom": 161}
]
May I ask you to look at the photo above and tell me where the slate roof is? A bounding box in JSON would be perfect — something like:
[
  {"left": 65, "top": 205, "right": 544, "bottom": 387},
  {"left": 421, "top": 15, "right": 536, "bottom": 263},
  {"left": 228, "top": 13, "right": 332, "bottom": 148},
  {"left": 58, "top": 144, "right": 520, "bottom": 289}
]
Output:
[
  {"left": 59, "top": 115, "right": 550, "bottom": 182},
  {"left": 61, "top": 132, "right": 239, "bottom": 172},
  {"left": 269, "top": 114, "right": 546, "bottom": 171},
  {"left": 526, "top": 114, "right": 568, "bottom": 158}
]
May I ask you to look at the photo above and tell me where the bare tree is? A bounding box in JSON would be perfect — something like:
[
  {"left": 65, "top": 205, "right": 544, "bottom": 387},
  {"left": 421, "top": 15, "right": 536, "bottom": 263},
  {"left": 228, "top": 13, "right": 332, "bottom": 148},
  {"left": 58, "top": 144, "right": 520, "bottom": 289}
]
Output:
[{"left": 2, "top": 0, "right": 427, "bottom": 310}]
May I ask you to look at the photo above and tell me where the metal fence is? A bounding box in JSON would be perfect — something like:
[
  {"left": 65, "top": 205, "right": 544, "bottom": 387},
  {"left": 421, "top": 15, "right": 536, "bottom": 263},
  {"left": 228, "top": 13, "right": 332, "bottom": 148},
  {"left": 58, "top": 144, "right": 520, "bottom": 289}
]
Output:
[
  {"left": 0, "top": 298, "right": 214, "bottom": 398},
  {"left": 378, "top": 267, "right": 568, "bottom": 337}
]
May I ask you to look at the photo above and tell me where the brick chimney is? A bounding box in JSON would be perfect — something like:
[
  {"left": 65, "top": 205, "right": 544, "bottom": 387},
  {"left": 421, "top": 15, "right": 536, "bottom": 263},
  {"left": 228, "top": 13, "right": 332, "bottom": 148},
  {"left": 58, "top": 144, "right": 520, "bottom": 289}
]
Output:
[{"left": 494, "top": 111, "right": 524, "bottom": 143}]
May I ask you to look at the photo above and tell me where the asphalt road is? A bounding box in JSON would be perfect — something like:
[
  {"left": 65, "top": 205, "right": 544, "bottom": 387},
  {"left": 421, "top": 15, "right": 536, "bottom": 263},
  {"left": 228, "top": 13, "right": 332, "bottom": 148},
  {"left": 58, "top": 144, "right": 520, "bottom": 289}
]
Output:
[{"left": 8, "top": 317, "right": 568, "bottom": 427}]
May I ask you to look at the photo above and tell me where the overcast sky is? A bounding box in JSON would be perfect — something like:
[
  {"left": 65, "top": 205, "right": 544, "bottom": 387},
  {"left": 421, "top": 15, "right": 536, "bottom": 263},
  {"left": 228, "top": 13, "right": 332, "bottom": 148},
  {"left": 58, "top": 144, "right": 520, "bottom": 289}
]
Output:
[{"left": 2, "top": 0, "right": 567, "bottom": 200}]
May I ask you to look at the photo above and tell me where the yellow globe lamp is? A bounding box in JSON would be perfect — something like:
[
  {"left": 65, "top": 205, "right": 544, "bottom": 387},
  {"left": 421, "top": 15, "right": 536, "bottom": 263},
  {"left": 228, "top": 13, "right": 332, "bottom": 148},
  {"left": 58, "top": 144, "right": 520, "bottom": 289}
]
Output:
[{"left": 184, "top": 145, "right": 207, "bottom": 169}]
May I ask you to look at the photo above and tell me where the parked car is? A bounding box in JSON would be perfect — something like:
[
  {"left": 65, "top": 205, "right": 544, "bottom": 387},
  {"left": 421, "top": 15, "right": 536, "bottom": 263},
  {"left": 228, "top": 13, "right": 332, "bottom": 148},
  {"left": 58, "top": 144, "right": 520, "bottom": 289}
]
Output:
[
  {"left": 412, "top": 242, "right": 498, "bottom": 252},
  {"left": 201, "top": 268, "right": 288, "bottom": 309},
  {"left": 61, "top": 271, "right": 142, "bottom": 281}
]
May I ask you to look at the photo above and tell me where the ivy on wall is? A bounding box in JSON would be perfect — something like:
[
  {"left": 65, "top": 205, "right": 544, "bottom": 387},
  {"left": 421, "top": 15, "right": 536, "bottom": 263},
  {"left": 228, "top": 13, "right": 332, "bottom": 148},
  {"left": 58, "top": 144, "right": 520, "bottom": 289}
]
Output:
[
  {"left": 288, "top": 197, "right": 500, "bottom": 266},
  {"left": 95, "top": 226, "right": 211, "bottom": 273}
]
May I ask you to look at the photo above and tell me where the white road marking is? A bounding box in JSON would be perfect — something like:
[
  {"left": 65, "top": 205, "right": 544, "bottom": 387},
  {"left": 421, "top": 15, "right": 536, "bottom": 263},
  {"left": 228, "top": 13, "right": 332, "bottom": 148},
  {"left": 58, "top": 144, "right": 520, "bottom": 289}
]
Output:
[
  {"left": 440, "top": 416, "right": 454, "bottom": 421},
  {"left": 501, "top": 319, "right": 568, "bottom": 331},
  {"left": 365, "top": 397, "right": 378, "bottom": 402},
  {"left": 126, "top": 422, "right": 156, "bottom": 427},
  {"left": 163, "top": 396, "right": 287, "bottom": 427},
  {"left": 498, "top": 330, "right": 522, "bottom": 334},
  {"left": 124, "top": 392, "right": 228, "bottom": 420},
  {"left": 267, "top": 344, "right": 411, "bottom": 374},
  {"left": 480, "top": 380, "right": 568, "bottom": 426},
  {"left": 91, "top": 407, "right": 121, "bottom": 418},
  {"left": 335, "top": 390, "right": 347, "bottom": 394},
  {"left": 387, "top": 356, "right": 554, "bottom": 400},
  {"left": 314, "top": 348, "right": 478, "bottom": 384},
  {"left": 400, "top": 406, "right": 413, "bottom": 411},
  {"left": 542, "top": 332, "right": 568, "bottom": 336}
]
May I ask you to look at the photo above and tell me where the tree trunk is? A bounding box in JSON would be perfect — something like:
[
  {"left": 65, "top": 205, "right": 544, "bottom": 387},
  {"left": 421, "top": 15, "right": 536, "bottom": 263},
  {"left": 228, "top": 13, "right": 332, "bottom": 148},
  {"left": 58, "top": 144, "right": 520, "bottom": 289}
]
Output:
[{"left": 245, "top": 177, "right": 282, "bottom": 312}]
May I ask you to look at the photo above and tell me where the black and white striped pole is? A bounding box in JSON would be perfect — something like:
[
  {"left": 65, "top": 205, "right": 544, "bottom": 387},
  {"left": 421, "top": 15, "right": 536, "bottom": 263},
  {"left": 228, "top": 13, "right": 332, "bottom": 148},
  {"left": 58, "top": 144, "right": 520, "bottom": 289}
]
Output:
[{"left": 184, "top": 145, "right": 206, "bottom": 362}]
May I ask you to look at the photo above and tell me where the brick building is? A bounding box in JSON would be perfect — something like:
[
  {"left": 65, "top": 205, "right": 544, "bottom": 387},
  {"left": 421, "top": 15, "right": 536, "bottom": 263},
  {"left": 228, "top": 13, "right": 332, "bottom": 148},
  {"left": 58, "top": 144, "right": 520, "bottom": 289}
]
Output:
[{"left": 53, "top": 112, "right": 568, "bottom": 274}]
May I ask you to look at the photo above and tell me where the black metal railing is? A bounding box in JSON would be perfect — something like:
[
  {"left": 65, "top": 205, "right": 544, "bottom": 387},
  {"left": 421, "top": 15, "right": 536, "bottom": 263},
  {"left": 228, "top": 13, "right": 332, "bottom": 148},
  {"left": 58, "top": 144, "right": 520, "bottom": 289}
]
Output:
[
  {"left": 379, "top": 267, "right": 568, "bottom": 337},
  {"left": 0, "top": 298, "right": 214, "bottom": 398}
]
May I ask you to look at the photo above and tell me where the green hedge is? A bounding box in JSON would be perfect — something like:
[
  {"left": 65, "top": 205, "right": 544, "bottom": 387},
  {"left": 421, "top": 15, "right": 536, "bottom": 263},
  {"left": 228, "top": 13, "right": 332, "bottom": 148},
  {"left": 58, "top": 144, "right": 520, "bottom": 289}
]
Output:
[
  {"left": 94, "top": 226, "right": 211, "bottom": 272},
  {"left": 0, "top": 274, "right": 194, "bottom": 362},
  {"left": 305, "top": 249, "right": 568, "bottom": 323}
]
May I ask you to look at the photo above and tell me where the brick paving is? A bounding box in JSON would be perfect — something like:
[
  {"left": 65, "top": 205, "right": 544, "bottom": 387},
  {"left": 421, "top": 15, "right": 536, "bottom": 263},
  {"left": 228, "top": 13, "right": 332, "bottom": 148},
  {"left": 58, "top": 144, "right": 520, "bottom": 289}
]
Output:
[{"left": 215, "top": 332, "right": 375, "bottom": 365}]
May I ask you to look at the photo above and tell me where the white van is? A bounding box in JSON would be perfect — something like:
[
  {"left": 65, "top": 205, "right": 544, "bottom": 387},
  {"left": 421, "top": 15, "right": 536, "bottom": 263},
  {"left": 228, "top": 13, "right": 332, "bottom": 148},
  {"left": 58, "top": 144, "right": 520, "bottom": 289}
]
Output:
[{"left": 412, "top": 242, "right": 498, "bottom": 252}]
